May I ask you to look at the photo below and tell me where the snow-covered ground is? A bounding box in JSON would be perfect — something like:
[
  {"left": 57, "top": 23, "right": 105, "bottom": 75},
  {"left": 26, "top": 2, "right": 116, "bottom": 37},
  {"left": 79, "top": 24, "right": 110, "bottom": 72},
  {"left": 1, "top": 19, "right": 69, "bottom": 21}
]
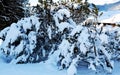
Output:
[
  {"left": 99, "top": 10, "right": 120, "bottom": 23},
  {"left": 0, "top": 58, "right": 120, "bottom": 75},
  {"left": 0, "top": 60, "right": 66, "bottom": 75}
]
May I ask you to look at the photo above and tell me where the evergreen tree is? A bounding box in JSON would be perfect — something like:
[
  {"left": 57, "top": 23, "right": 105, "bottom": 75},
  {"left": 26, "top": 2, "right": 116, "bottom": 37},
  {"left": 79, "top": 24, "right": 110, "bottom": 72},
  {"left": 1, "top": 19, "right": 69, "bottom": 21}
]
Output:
[
  {"left": 0, "top": 0, "right": 29, "bottom": 30},
  {"left": 0, "top": 0, "right": 120, "bottom": 74}
]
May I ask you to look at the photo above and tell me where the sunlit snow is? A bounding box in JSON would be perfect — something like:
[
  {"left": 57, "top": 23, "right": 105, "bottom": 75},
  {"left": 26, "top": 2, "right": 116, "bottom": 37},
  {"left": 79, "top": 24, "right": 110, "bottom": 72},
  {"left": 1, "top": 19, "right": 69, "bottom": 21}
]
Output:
[{"left": 0, "top": 39, "right": 3, "bottom": 46}]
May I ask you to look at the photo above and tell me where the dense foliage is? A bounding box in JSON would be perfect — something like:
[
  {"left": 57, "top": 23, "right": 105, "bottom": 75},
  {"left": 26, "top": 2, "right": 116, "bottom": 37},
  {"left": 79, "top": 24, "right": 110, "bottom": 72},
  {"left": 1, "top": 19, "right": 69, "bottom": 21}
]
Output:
[{"left": 0, "top": 0, "right": 29, "bottom": 30}]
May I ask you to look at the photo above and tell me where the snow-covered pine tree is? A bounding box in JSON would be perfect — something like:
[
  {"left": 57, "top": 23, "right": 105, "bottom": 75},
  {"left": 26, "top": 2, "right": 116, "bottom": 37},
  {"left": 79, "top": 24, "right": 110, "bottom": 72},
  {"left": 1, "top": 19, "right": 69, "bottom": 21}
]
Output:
[
  {"left": 55, "top": 19, "right": 116, "bottom": 74},
  {"left": 101, "top": 25, "right": 120, "bottom": 61},
  {"left": 0, "top": 0, "right": 120, "bottom": 75},
  {"left": 51, "top": 1, "right": 119, "bottom": 74},
  {"left": 0, "top": 16, "right": 39, "bottom": 63}
]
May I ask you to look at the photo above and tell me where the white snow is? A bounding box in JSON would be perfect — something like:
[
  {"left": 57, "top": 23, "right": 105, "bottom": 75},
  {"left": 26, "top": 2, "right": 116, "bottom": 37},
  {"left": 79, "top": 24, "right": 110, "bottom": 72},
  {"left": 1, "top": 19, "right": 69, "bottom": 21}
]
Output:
[
  {"left": 67, "top": 58, "right": 77, "bottom": 75},
  {"left": 80, "top": 43, "right": 87, "bottom": 54},
  {"left": 0, "top": 62, "right": 66, "bottom": 75},
  {"left": 29, "top": 0, "right": 38, "bottom": 6},
  {"left": 99, "top": 10, "right": 120, "bottom": 23},
  {"left": 14, "top": 40, "right": 24, "bottom": 55},
  {"left": 59, "top": 39, "right": 70, "bottom": 56},
  {"left": 7, "top": 23, "right": 21, "bottom": 44},
  {"left": 99, "top": 33, "right": 108, "bottom": 43},
  {"left": 70, "top": 25, "right": 83, "bottom": 36},
  {"left": 53, "top": 9, "right": 74, "bottom": 31},
  {"left": 28, "top": 31, "right": 37, "bottom": 53},
  {"left": 78, "top": 27, "right": 90, "bottom": 44},
  {"left": 88, "top": 60, "right": 96, "bottom": 71},
  {"left": 58, "top": 22, "right": 73, "bottom": 32},
  {"left": 1, "top": 56, "right": 119, "bottom": 75},
  {"left": 0, "top": 39, "right": 3, "bottom": 46},
  {"left": 47, "top": 26, "right": 52, "bottom": 39},
  {"left": 101, "top": 14, "right": 120, "bottom": 23},
  {"left": 1, "top": 60, "right": 120, "bottom": 75},
  {"left": 57, "top": 9, "right": 70, "bottom": 19},
  {"left": 88, "top": 0, "right": 119, "bottom": 5}
]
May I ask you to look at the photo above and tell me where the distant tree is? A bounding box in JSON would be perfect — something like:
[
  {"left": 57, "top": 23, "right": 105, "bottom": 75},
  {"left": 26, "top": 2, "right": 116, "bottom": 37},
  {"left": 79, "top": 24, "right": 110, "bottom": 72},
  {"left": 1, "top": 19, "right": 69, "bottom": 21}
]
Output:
[{"left": 0, "top": 0, "right": 29, "bottom": 30}]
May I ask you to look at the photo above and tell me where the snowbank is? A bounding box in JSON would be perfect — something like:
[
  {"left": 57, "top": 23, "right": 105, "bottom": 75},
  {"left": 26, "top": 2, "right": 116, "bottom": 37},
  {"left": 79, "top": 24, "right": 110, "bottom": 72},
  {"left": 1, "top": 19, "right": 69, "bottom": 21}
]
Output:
[
  {"left": 101, "top": 14, "right": 120, "bottom": 23},
  {"left": 99, "top": 10, "right": 120, "bottom": 23}
]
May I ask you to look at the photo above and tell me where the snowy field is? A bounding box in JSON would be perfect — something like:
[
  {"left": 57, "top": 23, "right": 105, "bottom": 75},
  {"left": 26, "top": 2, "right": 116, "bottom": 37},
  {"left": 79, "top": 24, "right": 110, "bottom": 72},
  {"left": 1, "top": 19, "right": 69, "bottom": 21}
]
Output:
[
  {"left": 0, "top": 61, "right": 66, "bottom": 75},
  {"left": 0, "top": 58, "right": 120, "bottom": 75},
  {"left": 99, "top": 10, "right": 120, "bottom": 23}
]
